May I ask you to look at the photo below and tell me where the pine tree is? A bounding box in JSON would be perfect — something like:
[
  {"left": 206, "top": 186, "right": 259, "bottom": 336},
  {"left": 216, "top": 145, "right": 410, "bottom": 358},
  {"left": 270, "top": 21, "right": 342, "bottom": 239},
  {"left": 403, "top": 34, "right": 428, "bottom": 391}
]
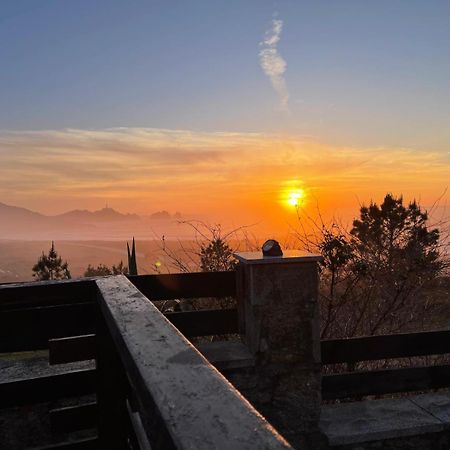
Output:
[
  {"left": 127, "top": 238, "right": 138, "bottom": 275},
  {"left": 32, "top": 241, "right": 71, "bottom": 281},
  {"left": 200, "top": 238, "right": 237, "bottom": 272},
  {"left": 84, "top": 261, "right": 128, "bottom": 277}
]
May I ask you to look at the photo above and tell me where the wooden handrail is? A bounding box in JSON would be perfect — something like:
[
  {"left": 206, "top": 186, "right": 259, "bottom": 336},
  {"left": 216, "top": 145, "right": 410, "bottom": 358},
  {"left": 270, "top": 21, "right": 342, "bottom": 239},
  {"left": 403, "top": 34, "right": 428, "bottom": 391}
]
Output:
[
  {"left": 128, "top": 270, "right": 236, "bottom": 300},
  {"left": 0, "top": 278, "right": 96, "bottom": 309},
  {"left": 0, "top": 271, "right": 236, "bottom": 309},
  {"left": 0, "top": 302, "right": 95, "bottom": 353}
]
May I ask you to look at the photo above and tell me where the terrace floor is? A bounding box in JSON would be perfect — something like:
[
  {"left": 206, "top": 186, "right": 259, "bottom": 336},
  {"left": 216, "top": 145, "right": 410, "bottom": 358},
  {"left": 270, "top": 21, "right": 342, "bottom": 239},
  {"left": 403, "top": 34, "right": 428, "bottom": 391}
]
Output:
[{"left": 320, "top": 392, "right": 450, "bottom": 447}]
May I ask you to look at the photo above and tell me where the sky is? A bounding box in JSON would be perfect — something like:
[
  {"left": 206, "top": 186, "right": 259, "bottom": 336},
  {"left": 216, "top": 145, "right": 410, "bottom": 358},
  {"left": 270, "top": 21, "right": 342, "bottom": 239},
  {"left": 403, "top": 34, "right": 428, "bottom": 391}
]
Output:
[{"left": 1, "top": 1, "right": 449, "bottom": 234}]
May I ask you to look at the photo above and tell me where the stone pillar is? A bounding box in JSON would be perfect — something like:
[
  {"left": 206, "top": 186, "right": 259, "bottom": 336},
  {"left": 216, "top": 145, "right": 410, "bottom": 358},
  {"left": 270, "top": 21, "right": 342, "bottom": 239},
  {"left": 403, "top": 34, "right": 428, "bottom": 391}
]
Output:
[{"left": 234, "top": 250, "right": 323, "bottom": 449}]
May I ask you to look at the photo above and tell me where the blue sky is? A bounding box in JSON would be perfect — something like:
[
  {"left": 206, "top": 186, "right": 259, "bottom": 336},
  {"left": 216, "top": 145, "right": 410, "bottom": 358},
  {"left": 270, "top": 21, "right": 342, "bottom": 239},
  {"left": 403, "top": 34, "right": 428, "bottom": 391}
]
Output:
[
  {"left": 2, "top": 0, "right": 450, "bottom": 149},
  {"left": 0, "top": 1, "right": 449, "bottom": 222}
]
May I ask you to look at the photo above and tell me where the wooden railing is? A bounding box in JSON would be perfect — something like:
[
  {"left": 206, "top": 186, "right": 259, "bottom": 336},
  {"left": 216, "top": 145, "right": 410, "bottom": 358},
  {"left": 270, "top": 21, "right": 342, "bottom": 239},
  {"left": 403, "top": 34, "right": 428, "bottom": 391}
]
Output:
[
  {"left": 0, "top": 271, "right": 237, "bottom": 353},
  {"left": 128, "top": 271, "right": 236, "bottom": 299},
  {"left": 321, "top": 330, "right": 450, "bottom": 400},
  {"left": 0, "top": 272, "right": 290, "bottom": 449},
  {"left": 1, "top": 269, "right": 450, "bottom": 447}
]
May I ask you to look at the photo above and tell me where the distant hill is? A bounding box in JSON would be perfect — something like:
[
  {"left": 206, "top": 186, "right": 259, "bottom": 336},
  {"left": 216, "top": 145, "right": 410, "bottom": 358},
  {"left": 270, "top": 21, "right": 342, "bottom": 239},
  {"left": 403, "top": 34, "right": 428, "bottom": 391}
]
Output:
[
  {"left": 0, "top": 202, "right": 46, "bottom": 222},
  {"left": 56, "top": 207, "right": 140, "bottom": 222},
  {"left": 149, "top": 210, "right": 171, "bottom": 220},
  {"left": 0, "top": 202, "right": 184, "bottom": 240}
]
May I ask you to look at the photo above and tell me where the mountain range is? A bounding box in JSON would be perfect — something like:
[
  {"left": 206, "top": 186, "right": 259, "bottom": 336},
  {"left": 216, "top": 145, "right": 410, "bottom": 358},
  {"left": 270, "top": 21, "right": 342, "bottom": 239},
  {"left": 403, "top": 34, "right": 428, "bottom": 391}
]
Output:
[{"left": 0, "top": 202, "right": 183, "bottom": 240}]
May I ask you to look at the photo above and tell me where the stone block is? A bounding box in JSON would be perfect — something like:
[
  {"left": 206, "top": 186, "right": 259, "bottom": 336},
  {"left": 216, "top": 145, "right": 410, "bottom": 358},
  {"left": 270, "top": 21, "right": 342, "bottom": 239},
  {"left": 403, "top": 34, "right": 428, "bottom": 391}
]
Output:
[
  {"left": 320, "top": 397, "right": 444, "bottom": 446},
  {"left": 410, "top": 393, "right": 450, "bottom": 429}
]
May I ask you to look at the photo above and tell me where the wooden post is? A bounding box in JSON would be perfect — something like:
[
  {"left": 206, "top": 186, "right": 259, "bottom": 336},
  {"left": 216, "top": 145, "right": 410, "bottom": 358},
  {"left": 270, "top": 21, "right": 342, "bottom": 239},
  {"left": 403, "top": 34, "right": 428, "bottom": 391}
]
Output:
[
  {"left": 234, "top": 250, "right": 324, "bottom": 449},
  {"left": 96, "top": 307, "right": 128, "bottom": 449}
]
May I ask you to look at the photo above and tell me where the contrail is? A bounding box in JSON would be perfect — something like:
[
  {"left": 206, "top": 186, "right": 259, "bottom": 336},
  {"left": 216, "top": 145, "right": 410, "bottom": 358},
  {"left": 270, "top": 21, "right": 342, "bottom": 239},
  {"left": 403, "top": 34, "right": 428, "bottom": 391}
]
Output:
[{"left": 259, "top": 18, "right": 289, "bottom": 111}]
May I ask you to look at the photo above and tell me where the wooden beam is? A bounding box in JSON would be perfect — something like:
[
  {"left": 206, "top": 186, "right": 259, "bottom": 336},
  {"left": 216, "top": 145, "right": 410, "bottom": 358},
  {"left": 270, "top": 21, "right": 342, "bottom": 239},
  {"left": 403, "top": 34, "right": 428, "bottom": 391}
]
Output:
[
  {"left": 126, "top": 400, "right": 152, "bottom": 450},
  {"left": 96, "top": 311, "right": 128, "bottom": 450},
  {"left": 49, "top": 334, "right": 96, "bottom": 365},
  {"left": 0, "top": 369, "right": 96, "bottom": 408},
  {"left": 0, "top": 278, "right": 95, "bottom": 310},
  {"left": 322, "top": 364, "right": 450, "bottom": 400},
  {"left": 50, "top": 402, "right": 97, "bottom": 433},
  {"left": 128, "top": 271, "right": 236, "bottom": 300},
  {"left": 33, "top": 437, "right": 98, "bottom": 450},
  {"left": 322, "top": 330, "right": 450, "bottom": 364},
  {"left": 47, "top": 310, "right": 240, "bottom": 365},
  {"left": 96, "top": 275, "right": 292, "bottom": 450},
  {"left": 165, "top": 309, "right": 238, "bottom": 337},
  {"left": 0, "top": 303, "right": 95, "bottom": 353}
]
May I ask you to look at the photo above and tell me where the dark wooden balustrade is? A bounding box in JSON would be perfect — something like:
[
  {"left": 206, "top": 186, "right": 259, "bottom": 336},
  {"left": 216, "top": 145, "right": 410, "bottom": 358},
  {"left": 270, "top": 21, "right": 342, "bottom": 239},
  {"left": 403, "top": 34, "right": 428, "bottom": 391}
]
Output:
[
  {"left": 322, "top": 330, "right": 450, "bottom": 400},
  {"left": 0, "top": 272, "right": 290, "bottom": 449},
  {"left": 0, "top": 271, "right": 238, "bottom": 353},
  {"left": 1, "top": 269, "right": 450, "bottom": 447}
]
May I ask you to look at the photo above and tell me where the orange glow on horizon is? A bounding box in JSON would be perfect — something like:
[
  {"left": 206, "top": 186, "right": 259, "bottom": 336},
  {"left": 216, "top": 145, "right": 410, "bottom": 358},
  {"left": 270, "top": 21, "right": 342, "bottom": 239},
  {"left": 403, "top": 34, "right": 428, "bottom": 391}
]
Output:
[{"left": 0, "top": 128, "right": 448, "bottom": 239}]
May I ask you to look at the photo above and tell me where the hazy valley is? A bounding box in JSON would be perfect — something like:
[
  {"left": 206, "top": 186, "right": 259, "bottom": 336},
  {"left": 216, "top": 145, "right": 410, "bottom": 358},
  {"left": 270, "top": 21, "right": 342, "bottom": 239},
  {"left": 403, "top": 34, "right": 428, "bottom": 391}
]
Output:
[{"left": 0, "top": 202, "right": 210, "bottom": 282}]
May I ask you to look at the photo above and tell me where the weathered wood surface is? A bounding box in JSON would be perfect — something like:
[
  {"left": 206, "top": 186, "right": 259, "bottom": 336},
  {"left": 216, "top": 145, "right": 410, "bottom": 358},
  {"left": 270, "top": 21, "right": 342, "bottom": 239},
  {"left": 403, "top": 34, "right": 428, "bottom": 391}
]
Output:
[
  {"left": 322, "top": 330, "right": 450, "bottom": 364},
  {"left": 50, "top": 402, "right": 97, "bottom": 433},
  {"left": 126, "top": 399, "right": 152, "bottom": 450},
  {"left": 34, "top": 436, "right": 99, "bottom": 450},
  {"left": 0, "top": 303, "right": 95, "bottom": 353},
  {"left": 96, "top": 309, "right": 128, "bottom": 449},
  {"left": 49, "top": 334, "right": 96, "bottom": 365},
  {"left": 165, "top": 308, "right": 238, "bottom": 337},
  {"left": 0, "top": 303, "right": 238, "bottom": 356},
  {"left": 45, "top": 310, "right": 239, "bottom": 367},
  {"left": 322, "top": 364, "right": 450, "bottom": 400},
  {"left": 0, "top": 270, "right": 235, "bottom": 310},
  {"left": 128, "top": 271, "right": 236, "bottom": 300},
  {"left": 0, "top": 368, "right": 96, "bottom": 407},
  {"left": 0, "top": 278, "right": 95, "bottom": 309},
  {"left": 96, "top": 275, "right": 292, "bottom": 450}
]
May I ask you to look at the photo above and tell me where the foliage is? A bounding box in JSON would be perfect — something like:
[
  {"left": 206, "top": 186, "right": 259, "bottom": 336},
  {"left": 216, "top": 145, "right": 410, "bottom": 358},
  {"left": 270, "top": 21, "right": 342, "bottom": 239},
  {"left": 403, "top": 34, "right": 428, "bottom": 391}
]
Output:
[
  {"left": 84, "top": 261, "right": 128, "bottom": 277},
  {"left": 346, "top": 194, "right": 442, "bottom": 336},
  {"left": 351, "top": 194, "right": 440, "bottom": 276},
  {"left": 32, "top": 241, "right": 71, "bottom": 281},
  {"left": 157, "top": 222, "right": 256, "bottom": 314},
  {"left": 295, "top": 194, "right": 445, "bottom": 339},
  {"left": 200, "top": 238, "right": 237, "bottom": 272},
  {"left": 127, "top": 237, "right": 138, "bottom": 275},
  {"left": 159, "top": 221, "right": 255, "bottom": 274}
]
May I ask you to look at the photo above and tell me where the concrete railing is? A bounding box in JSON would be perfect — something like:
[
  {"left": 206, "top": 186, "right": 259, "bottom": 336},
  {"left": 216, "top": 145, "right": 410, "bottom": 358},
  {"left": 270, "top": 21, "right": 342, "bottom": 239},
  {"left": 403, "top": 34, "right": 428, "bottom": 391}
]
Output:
[{"left": 95, "top": 275, "right": 292, "bottom": 450}]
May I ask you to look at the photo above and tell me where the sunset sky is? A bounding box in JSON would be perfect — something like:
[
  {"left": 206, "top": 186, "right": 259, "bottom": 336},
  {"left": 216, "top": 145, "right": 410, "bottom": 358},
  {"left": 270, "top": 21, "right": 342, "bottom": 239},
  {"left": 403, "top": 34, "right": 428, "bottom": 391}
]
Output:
[{"left": 1, "top": 1, "right": 449, "bottom": 234}]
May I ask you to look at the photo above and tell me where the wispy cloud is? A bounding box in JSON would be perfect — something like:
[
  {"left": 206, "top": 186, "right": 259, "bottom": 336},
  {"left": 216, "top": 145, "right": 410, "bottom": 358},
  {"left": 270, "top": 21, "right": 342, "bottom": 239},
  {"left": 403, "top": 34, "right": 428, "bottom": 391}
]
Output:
[{"left": 259, "top": 18, "right": 289, "bottom": 111}]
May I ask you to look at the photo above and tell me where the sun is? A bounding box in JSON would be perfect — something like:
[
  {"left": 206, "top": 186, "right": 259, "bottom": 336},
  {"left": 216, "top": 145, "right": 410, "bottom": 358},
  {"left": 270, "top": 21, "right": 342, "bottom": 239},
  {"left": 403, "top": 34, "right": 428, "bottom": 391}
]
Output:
[{"left": 286, "top": 189, "right": 305, "bottom": 207}]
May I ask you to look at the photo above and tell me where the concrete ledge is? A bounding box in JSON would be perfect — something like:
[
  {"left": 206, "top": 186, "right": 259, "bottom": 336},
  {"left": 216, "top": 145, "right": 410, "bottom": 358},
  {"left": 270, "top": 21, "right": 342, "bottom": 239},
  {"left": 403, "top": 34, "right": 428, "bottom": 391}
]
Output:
[
  {"left": 233, "top": 250, "right": 322, "bottom": 265},
  {"left": 96, "top": 275, "right": 292, "bottom": 450},
  {"left": 196, "top": 341, "right": 255, "bottom": 371},
  {"left": 320, "top": 394, "right": 450, "bottom": 446},
  {"left": 411, "top": 393, "right": 450, "bottom": 429}
]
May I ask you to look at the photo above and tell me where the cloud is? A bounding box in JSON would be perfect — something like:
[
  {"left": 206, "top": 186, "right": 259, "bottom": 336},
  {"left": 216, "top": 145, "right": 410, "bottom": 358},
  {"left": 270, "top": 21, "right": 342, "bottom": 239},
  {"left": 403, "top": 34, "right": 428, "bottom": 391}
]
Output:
[
  {"left": 0, "top": 128, "right": 448, "bottom": 217},
  {"left": 259, "top": 18, "right": 289, "bottom": 111}
]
